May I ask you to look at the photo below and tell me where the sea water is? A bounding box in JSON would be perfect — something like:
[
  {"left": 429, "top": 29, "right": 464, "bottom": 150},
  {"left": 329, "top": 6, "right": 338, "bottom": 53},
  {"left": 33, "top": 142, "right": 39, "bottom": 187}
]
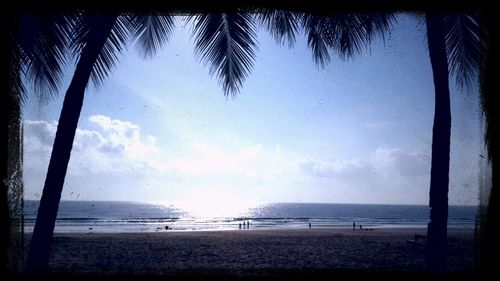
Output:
[{"left": 23, "top": 200, "right": 477, "bottom": 233}]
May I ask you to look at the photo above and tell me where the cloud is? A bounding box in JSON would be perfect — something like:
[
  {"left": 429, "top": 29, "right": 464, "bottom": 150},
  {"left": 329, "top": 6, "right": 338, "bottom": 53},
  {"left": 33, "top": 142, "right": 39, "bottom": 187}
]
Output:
[
  {"left": 152, "top": 141, "right": 287, "bottom": 180},
  {"left": 23, "top": 115, "right": 294, "bottom": 201},
  {"left": 88, "top": 115, "right": 159, "bottom": 161},
  {"left": 299, "top": 148, "right": 429, "bottom": 180},
  {"left": 24, "top": 115, "right": 287, "bottom": 179},
  {"left": 24, "top": 115, "right": 170, "bottom": 201},
  {"left": 371, "top": 148, "right": 430, "bottom": 178},
  {"left": 24, "top": 115, "right": 160, "bottom": 176},
  {"left": 298, "top": 158, "right": 375, "bottom": 179},
  {"left": 294, "top": 148, "right": 432, "bottom": 203},
  {"left": 24, "top": 120, "right": 58, "bottom": 150}
]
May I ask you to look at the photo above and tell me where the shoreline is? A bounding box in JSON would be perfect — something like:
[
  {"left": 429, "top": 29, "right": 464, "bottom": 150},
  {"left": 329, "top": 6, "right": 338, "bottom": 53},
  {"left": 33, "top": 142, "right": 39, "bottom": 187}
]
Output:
[
  {"left": 23, "top": 225, "right": 476, "bottom": 235},
  {"left": 34, "top": 226, "right": 474, "bottom": 236},
  {"left": 22, "top": 227, "right": 476, "bottom": 275}
]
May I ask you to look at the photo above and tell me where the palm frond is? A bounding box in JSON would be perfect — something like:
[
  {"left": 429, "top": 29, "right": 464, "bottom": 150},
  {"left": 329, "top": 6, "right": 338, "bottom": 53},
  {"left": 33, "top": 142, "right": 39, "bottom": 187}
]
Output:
[
  {"left": 478, "top": 12, "right": 496, "bottom": 162},
  {"left": 302, "top": 13, "right": 395, "bottom": 65},
  {"left": 257, "top": 9, "right": 299, "bottom": 47},
  {"left": 444, "top": 13, "right": 485, "bottom": 90},
  {"left": 302, "top": 14, "right": 331, "bottom": 67},
  {"left": 71, "top": 15, "right": 132, "bottom": 88},
  {"left": 18, "top": 15, "right": 74, "bottom": 100},
  {"left": 8, "top": 35, "right": 25, "bottom": 104},
  {"left": 190, "top": 13, "right": 258, "bottom": 97},
  {"left": 131, "top": 15, "right": 176, "bottom": 59},
  {"left": 8, "top": 16, "right": 26, "bottom": 104}
]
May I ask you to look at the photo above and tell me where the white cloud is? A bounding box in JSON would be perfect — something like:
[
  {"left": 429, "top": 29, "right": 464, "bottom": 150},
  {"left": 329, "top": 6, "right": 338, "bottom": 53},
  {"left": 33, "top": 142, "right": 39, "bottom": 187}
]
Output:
[
  {"left": 24, "top": 116, "right": 282, "bottom": 180},
  {"left": 371, "top": 148, "right": 430, "bottom": 178},
  {"left": 23, "top": 116, "right": 294, "bottom": 201},
  {"left": 152, "top": 141, "right": 287, "bottom": 180},
  {"left": 299, "top": 148, "right": 430, "bottom": 181},
  {"left": 298, "top": 158, "right": 375, "bottom": 179},
  {"left": 297, "top": 148, "right": 431, "bottom": 204},
  {"left": 24, "top": 115, "right": 161, "bottom": 175},
  {"left": 88, "top": 115, "right": 159, "bottom": 161},
  {"left": 24, "top": 120, "right": 58, "bottom": 150},
  {"left": 23, "top": 115, "right": 166, "bottom": 202}
]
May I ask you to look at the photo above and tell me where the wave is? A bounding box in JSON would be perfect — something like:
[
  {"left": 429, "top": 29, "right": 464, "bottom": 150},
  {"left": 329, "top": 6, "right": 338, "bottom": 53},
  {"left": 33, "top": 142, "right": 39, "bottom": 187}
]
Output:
[{"left": 22, "top": 201, "right": 478, "bottom": 233}]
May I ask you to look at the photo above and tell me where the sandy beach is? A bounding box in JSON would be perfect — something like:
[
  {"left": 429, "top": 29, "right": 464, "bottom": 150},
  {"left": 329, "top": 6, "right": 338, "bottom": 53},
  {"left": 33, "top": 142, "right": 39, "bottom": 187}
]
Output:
[{"left": 23, "top": 228, "right": 476, "bottom": 277}]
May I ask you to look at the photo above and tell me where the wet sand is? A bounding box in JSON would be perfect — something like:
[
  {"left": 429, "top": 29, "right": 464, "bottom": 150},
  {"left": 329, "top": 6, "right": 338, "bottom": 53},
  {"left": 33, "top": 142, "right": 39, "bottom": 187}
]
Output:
[{"left": 23, "top": 228, "right": 476, "bottom": 277}]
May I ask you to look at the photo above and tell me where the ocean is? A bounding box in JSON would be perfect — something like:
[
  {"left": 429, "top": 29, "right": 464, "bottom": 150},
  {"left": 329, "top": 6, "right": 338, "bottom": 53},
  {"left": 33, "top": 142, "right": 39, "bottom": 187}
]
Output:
[{"left": 23, "top": 200, "right": 478, "bottom": 233}]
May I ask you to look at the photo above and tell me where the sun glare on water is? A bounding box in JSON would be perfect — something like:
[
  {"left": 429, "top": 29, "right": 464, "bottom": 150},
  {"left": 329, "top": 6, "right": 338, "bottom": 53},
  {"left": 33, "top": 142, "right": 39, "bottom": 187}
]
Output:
[{"left": 166, "top": 194, "right": 259, "bottom": 218}]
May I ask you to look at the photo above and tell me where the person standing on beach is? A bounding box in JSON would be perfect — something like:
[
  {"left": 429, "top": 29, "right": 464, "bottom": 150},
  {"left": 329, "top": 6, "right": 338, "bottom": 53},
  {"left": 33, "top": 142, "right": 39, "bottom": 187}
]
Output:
[
  {"left": 239, "top": 223, "right": 241, "bottom": 230},
  {"left": 247, "top": 221, "right": 250, "bottom": 229},
  {"left": 309, "top": 222, "right": 311, "bottom": 229},
  {"left": 353, "top": 221, "right": 356, "bottom": 231}
]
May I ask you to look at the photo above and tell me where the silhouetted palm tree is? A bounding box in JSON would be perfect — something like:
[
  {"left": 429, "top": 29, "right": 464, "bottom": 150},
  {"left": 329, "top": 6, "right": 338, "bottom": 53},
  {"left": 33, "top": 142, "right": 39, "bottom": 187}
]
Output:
[
  {"left": 24, "top": 12, "right": 258, "bottom": 271},
  {"left": 265, "top": 11, "right": 485, "bottom": 271},
  {"left": 25, "top": 14, "right": 159, "bottom": 271},
  {"left": 5, "top": 14, "right": 72, "bottom": 272},
  {"left": 424, "top": 13, "right": 484, "bottom": 271},
  {"left": 477, "top": 11, "right": 495, "bottom": 273}
]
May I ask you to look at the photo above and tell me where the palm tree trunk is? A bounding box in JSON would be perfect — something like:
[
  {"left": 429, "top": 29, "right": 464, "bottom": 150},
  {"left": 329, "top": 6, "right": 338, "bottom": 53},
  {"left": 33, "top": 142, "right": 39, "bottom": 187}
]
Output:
[
  {"left": 425, "top": 13, "right": 451, "bottom": 272},
  {"left": 1, "top": 52, "right": 13, "bottom": 276},
  {"left": 3, "top": 18, "right": 22, "bottom": 273},
  {"left": 479, "top": 12, "right": 498, "bottom": 274},
  {"left": 25, "top": 16, "right": 117, "bottom": 272},
  {"left": 6, "top": 90, "right": 24, "bottom": 273}
]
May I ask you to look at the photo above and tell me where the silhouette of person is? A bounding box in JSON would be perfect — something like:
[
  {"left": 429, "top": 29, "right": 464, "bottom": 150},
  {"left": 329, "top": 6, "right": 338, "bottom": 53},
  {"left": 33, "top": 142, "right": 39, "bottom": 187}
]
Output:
[
  {"left": 309, "top": 222, "right": 311, "bottom": 229},
  {"left": 359, "top": 225, "right": 362, "bottom": 230},
  {"left": 239, "top": 223, "right": 241, "bottom": 230},
  {"left": 246, "top": 221, "right": 250, "bottom": 229},
  {"left": 353, "top": 221, "right": 356, "bottom": 231}
]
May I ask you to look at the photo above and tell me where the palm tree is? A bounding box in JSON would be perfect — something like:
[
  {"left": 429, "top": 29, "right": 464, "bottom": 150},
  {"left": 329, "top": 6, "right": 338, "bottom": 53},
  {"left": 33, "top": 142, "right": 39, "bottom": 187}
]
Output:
[
  {"left": 424, "top": 13, "right": 452, "bottom": 272},
  {"left": 4, "top": 14, "right": 72, "bottom": 272},
  {"left": 25, "top": 14, "right": 135, "bottom": 271},
  {"left": 265, "top": 11, "right": 485, "bottom": 271},
  {"left": 24, "top": 12, "right": 258, "bottom": 271},
  {"left": 424, "top": 13, "right": 484, "bottom": 271},
  {"left": 477, "top": 11, "right": 497, "bottom": 273}
]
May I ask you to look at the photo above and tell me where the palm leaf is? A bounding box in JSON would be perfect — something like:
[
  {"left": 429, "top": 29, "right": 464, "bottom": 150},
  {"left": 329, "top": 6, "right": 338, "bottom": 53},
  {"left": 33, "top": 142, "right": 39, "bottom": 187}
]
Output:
[
  {"left": 257, "top": 9, "right": 299, "bottom": 47},
  {"left": 190, "top": 13, "right": 258, "bottom": 97},
  {"left": 70, "top": 14, "right": 132, "bottom": 88},
  {"left": 131, "top": 15, "right": 176, "bottom": 59},
  {"left": 302, "top": 13, "right": 395, "bottom": 66},
  {"left": 302, "top": 14, "right": 332, "bottom": 67},
  {"left": 444, "top": 13, "right": 485, "bottom": 90},
  {"left": 18, "top": 15, "right": 74, "bottom": 100}
]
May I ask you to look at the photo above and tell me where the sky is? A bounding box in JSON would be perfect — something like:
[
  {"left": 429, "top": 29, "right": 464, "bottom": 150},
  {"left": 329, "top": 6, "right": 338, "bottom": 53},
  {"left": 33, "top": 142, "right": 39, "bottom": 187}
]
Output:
[{"left": 21, "top": 14, "right": 484, "bottom": 213}]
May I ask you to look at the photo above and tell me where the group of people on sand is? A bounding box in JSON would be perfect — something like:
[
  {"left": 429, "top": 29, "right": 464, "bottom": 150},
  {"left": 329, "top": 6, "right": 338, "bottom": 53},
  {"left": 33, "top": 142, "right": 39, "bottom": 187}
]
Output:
[{"left": 239, "top": 221, "right": 250, "bottom": 229}]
